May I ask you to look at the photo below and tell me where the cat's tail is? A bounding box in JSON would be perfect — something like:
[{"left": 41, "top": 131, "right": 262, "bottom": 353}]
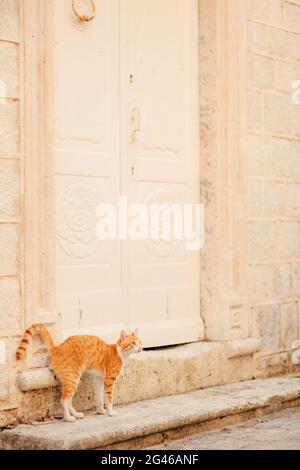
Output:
[{"left": 16, "top": 324, "right": 55, "bottom": 361}]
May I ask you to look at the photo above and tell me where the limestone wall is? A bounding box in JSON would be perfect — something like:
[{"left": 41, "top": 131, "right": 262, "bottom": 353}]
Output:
[
  {"left": 0, "top": 0, "right": 21, "bottom": 413},
  {"left": 248, "top": 0, "right": 300, "bottom": 372}
]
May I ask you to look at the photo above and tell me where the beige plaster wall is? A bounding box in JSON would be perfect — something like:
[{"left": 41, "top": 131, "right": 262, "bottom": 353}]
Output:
[
  {"left": 0, "top": 0, "right": 22, "bottom": 414},
  {"left": 247, "top": 0, "right": 300, "bottom": 372}
]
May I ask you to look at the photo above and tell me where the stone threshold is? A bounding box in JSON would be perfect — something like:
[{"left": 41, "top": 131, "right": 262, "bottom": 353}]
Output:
[{"left": 1, "top": 376, "right": 300, "bottom": 450}]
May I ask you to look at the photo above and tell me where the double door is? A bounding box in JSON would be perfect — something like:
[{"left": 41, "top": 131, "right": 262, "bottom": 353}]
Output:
[{"left": 54, "top": 0, "right": 203, "bottom": 346}]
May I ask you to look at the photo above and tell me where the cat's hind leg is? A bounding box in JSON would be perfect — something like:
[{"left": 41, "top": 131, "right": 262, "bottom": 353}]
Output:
[{"left": 60, "top": 372, "right": 83, "bottom": 421}]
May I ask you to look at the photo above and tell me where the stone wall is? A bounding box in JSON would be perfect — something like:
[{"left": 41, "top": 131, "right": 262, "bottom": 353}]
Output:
[
  {"left": 248, "top": 0, "right": 300, "bottom": 373},
  {"left": 0, "top": 0, "right": 21, "bottom": 412}
]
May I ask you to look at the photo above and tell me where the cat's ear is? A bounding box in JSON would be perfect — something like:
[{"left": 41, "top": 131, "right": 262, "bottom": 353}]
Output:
[
  {"left": 120, "top": 330, "right": 127, "bottom": 341},
  {"left": 133, "top": 328, "right": 139, "bottom": 337}
]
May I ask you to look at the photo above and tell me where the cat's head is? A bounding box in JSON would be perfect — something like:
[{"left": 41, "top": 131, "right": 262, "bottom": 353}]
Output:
[{"left": 117, "top": 329, "right": 143, "bottom": 355}]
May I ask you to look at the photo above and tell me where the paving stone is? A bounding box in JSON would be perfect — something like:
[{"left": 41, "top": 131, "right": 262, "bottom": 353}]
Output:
[{"left": 149, "top": 408, "right": 300, "bottom": 450}]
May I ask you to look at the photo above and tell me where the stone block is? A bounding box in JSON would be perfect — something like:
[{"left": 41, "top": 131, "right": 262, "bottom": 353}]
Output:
[
  {"left": 0, "top": 365, "right": 9, "bottom": 402},
  {"left": 294, "top": 106, "right": 300, "bottom": 137},
  {"left": 249, "top": 222, "right": 276, "bottom": 261},
  {"left": 247, "top": 0, "right": 270, "bottom": 22},
  {"left": 293, "top": 262, "right": 300, "bottom": 297},
  {"left": 249, "top": 179, "right": 263, "bottom": 217},
  {"left": 257, "top": 352, "right": 290, "bottom": 370},
  {"left": 0, "top": 101, "right": 19, "bottom": 155},
  {"left": 249, "top": 264, "right": 273, "bottom": 303},
  {"left": 0, "top": 42, "right": 19, "bottom": 98},
  {"left": 287, "top": 184, "right": 300, "bottom": 218},
  {"left": 0, "top": 224, "right": 18, "bottom": 275},
  {"left": 253, "top": 304, "right": 281, "bottom": 353},
  {"left": 281, "top": 302, "right": 299, "bottom": 350},
  {"left": 289, "top": 33, "right": 300, "bottom": 61},
  {"left": 264, "top": 94, "right": 292, "bottom": 134},
  {"left": 0, "top": 337, "right": 9, "bottom": 402},
  {"left": 0, "top": 160, "right": 19, "bottom": 220},
  {"left": 277, "top": 222, "right": 300, "bottom": 259},
  {"left": 270, "top": 0, "right": 284, "bottom": 26},
  {"left": 249, "top": 54, "right": 274, "bottom": 89},
  {"left": 248, "top": 91, "right": 263, "bottom": 131},
  {"left": 273, "top": 137, "right": 300, "bottom": 178},
  {"left": 0, "top": 0, "right": 19, "bottom": 42},
  {"left": 0, "top": 278, "right": 20, "bottom": 333},
  {"left": 285, "top": 3, "right": 300, "bottom": 33},
  {"left": 248, "top": 21, "right": 267, "bottom": 53},
  {"left": 269, "top": 27, "right": 289, "bottom": 57},
  {"left": 275, "top": 61, "right": 300, "bottom": 94},
  {"left": 272, "top": 263, "right": 292, "bottom": 300},
  {"left": 264, "top": 181, "right": 285, "bottom": 217},
  {"left": 248, "top": 134, "right": 273, "bottom": 177}
]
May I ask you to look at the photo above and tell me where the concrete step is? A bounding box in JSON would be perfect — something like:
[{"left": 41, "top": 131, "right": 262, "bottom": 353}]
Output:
[{"left": 1, "top": 376, "right": 300, "bottom": 450}]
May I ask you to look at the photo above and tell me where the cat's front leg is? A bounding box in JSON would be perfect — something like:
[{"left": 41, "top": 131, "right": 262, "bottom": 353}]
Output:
[
  {"left": 94, "top": 376, "right": 105, "bottom": 414},
  {"left": 104, "top": 378, "right": 118, "bottom": 417}
]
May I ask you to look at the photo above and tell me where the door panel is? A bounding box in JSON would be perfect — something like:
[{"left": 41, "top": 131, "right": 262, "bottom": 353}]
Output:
[
  {"left": 121, "top": 0, "right": 202, "bottom": 345},
  {"left": 54, "top": 0, "right": 126, "bottom": 335},
  {"left": 120, "top": 0, "right": 198, "bottom": 181}
]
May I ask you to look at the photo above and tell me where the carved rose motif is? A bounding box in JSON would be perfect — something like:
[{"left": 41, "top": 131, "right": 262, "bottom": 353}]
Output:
[{"left": 57, "top": 185, "right": 99, "bottom": 259}]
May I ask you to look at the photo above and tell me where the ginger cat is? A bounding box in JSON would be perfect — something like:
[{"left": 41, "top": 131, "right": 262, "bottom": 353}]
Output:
[{"left": 16, "top": 324, "right": 142, "bottom": 422}]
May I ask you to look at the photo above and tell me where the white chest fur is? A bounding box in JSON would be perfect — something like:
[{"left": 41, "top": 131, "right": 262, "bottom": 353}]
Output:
[{"left": 117, "top": 345, "right": 126, "bottom": 374}]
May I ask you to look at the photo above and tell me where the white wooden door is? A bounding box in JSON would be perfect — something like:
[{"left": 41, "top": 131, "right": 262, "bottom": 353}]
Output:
[
  {"left": 54, "top": 0, "right": 126, "bottom": 341},
  {"left": 54, "top": 0, "right": 203, "bottom": 347}
]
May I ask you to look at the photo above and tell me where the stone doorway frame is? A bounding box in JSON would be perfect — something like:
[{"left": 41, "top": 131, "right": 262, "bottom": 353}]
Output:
[
  {"left": 21, "top": 0, "right": 58, "bottom": 370},
  {"left": 199, "top": 0, "right": 249, "bottom": 341}
]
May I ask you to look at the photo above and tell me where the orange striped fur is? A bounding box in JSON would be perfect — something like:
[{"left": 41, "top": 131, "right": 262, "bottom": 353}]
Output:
[
  {"left": 16, "top": 324, "right": 142, "bottom": 422},
  {"left": 16, "top": 324, "right": 55, "bottom": 361}
]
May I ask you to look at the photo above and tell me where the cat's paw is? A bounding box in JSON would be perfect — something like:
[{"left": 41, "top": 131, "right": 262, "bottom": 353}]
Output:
[
  {"left": 75, "top": 412, "right": 84, "bottom": 419},
  {"left": 64, "top": 416, "right": 76, "bottom": 423},
  {"left": 96, "top": 406, "right": 106, "bottom": 415},
  {"left": 108, "top": 410, "right": 118, "bottom": 417}
]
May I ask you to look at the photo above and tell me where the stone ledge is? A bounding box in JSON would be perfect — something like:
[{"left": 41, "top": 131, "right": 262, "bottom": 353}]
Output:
[
  {"left": 18, "top": 368, "right": 58, "bottom": 392},
  {"left": 18, "top": 340, "right": 260, "bottom": 394},
  {"left": 225, "top": 338, "right": 261, "bottom": 359},
  {"left": 1, "top": 376, "right": 300, "bottom": 450}
]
